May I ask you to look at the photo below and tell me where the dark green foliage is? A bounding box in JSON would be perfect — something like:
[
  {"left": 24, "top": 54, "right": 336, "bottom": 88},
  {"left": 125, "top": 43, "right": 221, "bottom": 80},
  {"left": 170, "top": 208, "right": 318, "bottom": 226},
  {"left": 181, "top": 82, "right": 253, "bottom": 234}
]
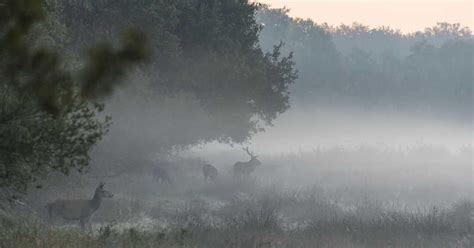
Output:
[
  {"left": 81, "top": 29, "right": 149, "bottom": 99},
  {"left": 1, "top": 0, "right": 148, "bottom": 113},
  {"left": 59, "top": 0, "right": 297, "bottom": 144},
  {"left": 0, "top": 86, "right": 109, "bottom": 194},
  {"left": 0, "top": 0, "right": 146, "bottom": 195}
]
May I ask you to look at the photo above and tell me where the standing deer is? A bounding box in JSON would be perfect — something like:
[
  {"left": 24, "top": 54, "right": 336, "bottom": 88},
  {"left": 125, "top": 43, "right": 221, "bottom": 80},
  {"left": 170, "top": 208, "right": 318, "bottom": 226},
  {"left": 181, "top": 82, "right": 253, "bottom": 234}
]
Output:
[
  {"left": 46, "top": 182, "right": 114, "bottom": 231},
  {"left": 233, "top": 147, "right": 261, "bottom": 177},
  {"left": 203, "top": 163, "right": 218, "bottom": 181}
]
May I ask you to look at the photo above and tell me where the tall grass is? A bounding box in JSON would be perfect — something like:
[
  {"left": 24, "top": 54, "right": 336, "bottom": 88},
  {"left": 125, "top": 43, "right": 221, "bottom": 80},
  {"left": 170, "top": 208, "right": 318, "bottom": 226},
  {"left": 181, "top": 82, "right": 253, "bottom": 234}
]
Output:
[
  {"left": 8, "top": 145, "right": 472, "bottom": 247},
  {"left": 2, "top": 195, "right": 472, "bottom": 247}
]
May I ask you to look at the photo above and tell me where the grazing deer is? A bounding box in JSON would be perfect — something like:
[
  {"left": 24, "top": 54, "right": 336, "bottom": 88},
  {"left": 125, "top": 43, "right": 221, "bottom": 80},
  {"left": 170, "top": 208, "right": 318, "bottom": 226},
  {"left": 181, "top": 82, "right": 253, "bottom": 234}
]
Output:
[
  {"left": 233, "top": 147, "right": 261, "bottom": 177},
  {"left": 203, "top": 163, "right": 218, "bottom": 181},
  {"left": 46, "top": 182, "right": 114, "bottom": 231},
  {"left": 152, "top": 166, "right": 173, "bottom": 185}
]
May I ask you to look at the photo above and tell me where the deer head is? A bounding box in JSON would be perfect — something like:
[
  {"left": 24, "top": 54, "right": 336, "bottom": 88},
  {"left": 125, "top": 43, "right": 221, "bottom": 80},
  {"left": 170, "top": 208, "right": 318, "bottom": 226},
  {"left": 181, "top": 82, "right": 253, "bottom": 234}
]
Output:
[
  {"left": 243, "top": 147, "right": 261, "bottom": 166},
  {"left": 95, "top": 182, "right": 114, "bottom": 198}
]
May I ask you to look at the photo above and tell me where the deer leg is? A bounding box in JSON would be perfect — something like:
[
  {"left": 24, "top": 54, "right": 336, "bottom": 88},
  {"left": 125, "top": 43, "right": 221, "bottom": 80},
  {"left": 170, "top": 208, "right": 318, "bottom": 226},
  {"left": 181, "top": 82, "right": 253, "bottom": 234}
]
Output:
[
  {"left": 45, "top": 204, "right": 55, "bottom": 225},
  {"left": 80, "top": 216, "right": 92, "bottom": 232}
]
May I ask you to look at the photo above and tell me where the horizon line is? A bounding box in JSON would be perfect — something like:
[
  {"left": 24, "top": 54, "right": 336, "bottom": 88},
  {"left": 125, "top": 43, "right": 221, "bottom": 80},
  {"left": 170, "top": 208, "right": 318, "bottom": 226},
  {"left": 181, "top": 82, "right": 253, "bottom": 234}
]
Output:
[{"left": 257, "top": 0, "right": 473, "bottom": 34}]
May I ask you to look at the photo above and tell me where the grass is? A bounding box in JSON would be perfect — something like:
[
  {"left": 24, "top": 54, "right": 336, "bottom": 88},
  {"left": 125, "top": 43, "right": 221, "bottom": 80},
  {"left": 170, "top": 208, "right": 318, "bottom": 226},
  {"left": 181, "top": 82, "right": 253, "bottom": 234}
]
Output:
[
  {"left": 5, "top": 145, "right": 472, "bottom": 247},
  {"left": 1, "top": 195, "right": 472, "bottom": 247}
]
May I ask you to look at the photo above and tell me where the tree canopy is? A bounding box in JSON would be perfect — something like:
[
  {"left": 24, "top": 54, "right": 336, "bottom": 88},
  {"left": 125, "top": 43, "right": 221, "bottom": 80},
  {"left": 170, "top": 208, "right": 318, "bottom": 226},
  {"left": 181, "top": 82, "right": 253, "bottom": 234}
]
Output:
[
  {"left": 0, "top": 0, "right": 147, "bottom": 195},
  {"left": 58, "top": 0, "right": 297, "bottom": 136},
  {"left": 0, "top": 0, "right": 298, "bottom": 194}
]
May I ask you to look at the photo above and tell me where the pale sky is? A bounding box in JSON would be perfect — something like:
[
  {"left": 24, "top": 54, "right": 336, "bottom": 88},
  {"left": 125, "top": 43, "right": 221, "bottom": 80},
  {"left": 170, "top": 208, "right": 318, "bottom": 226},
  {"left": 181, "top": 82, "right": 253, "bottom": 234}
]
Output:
[{"left": 258, "top": 0, "right": 473, "bottom": 33}]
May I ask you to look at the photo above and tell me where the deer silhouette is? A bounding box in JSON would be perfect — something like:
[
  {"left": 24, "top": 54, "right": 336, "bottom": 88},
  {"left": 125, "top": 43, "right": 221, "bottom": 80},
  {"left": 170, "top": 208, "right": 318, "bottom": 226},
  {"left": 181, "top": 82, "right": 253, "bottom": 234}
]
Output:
[
  {"left": 203, "top": 163, "right": 219, "bottom": 181},
  {"left": 233, "top": 147, "right": 261, "bottom": 177},
  {"left": 46, "top": 182, "right": 113, "bottom": 231}
]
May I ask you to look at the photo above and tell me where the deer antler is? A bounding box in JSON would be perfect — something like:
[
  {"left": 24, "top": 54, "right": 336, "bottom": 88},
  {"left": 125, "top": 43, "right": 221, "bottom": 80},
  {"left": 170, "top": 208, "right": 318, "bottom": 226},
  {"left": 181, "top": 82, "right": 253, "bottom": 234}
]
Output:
[{"left": 243, "top": 147, "right": 255, "bottom": 158}]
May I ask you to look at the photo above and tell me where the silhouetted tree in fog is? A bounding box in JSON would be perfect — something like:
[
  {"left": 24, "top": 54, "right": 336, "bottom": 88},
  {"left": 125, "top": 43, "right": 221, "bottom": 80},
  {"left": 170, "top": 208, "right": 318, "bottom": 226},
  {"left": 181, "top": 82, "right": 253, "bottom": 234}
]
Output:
[{"left": 50, "top": 0, "right": 298, "bottom": 177}]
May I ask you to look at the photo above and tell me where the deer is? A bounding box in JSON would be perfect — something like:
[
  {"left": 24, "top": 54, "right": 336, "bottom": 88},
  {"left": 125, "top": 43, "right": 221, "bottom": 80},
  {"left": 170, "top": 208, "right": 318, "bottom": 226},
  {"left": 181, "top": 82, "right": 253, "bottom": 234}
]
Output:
[
  {"left": 45, "top": 182, "right": 114, "bottom": 231},
  {"left": 202, "top": 163, "right": 218, "bottom": 181},
  {"left": 152, "top": 166, "right": 173, "bottom": 185},
  {"left": 233, "top": 147, "right": 261, "bottom": 177}
]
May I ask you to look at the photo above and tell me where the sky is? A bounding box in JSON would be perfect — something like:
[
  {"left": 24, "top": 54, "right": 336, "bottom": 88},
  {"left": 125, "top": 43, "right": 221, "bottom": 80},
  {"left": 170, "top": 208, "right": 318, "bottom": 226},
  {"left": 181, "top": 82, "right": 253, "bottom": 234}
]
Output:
[{"left": 257, "top": 0, "right": 473, "bottom": 33}]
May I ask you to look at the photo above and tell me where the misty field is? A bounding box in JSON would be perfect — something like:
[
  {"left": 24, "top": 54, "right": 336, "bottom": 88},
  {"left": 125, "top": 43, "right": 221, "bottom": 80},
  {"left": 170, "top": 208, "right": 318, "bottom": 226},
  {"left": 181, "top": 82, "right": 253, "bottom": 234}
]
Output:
[
  {"left": 2, "top": 145, "right": 472, "bottom": 248},
  {"left": 1, "top": 1, "right": 472, "bottom": 247}
]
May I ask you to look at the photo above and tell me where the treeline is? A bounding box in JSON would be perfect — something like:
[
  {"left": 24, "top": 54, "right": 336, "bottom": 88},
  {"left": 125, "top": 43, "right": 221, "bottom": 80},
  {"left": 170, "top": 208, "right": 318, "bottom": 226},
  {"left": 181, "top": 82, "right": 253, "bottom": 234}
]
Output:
[{"left": 258, "top": 8, "right": 473, "bottom": 120}]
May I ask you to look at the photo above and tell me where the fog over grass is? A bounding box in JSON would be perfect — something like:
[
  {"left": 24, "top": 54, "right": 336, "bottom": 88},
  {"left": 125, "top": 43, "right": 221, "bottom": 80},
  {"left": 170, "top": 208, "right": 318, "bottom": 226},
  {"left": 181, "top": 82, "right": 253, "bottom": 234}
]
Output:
[
  {"left": 1, "top": 1, "right": 472, "bottom": 247},
  {"left": 193, "top": 105, "right": 472, "bottom": 155}
]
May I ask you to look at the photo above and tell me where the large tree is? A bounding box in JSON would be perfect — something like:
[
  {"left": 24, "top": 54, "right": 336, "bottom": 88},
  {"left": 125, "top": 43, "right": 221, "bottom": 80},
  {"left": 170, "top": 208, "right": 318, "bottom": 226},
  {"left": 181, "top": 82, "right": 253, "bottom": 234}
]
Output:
[
  {"left": 0, "top": 0, "right": 147, "bottom": 195},
  {"left": 53, "top": 0, "right": 297, "bottom": 164},
  {"left": 1, "top": 0, "right": 299, "bottom": 191}
]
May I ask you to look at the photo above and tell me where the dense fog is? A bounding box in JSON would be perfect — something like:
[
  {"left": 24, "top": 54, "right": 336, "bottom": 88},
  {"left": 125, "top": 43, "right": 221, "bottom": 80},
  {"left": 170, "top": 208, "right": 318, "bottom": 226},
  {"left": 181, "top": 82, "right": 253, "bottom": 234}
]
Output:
[{"left": 196, "top": 105, "right": 472, "bottom": 154}]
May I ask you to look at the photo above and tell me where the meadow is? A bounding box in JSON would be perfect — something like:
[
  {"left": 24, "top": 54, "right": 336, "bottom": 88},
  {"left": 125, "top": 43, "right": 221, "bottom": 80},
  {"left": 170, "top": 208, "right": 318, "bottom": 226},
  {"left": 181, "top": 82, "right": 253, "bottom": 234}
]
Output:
[{"left": 2, "top": 145, "right": 472, "bottom": 247}]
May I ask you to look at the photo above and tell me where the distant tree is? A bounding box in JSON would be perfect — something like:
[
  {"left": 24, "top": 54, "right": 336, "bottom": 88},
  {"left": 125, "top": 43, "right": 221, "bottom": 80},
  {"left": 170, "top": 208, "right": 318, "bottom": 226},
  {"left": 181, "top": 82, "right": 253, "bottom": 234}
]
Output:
[
  {"left": 419, "top": 22, "right": 472, "bottom": 43},
  {"left": 341, "top": 48, "right": 379, "bottom": 102},
  {"left": 257, "top": 7, "right": 472, "bottom": 120},
  {"left": 404, "top": 39, "right": 473, "bottom": 116},
  {"left": 257, "top": 7, "right": 341, "bottom": 104}
]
